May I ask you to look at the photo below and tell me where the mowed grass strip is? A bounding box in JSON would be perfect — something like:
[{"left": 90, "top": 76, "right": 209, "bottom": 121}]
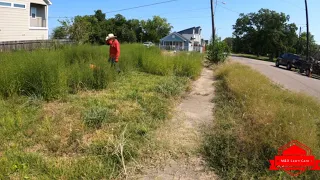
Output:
[
  {"left": 204, "top": 62, "right": 320, "bottom": 179},
  {"left": 0, "top": 72, "right": 189, "bottom": 179}
]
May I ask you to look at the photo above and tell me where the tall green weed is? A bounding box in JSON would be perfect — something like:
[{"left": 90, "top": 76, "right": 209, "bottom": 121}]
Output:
[{"left": 0, "top": 44, "right": 203, "bottom": 100}]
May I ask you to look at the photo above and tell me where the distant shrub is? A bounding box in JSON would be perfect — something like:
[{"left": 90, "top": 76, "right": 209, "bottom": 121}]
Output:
[{"left": 206, "top": 37, "right": 230, "bottom": 63}]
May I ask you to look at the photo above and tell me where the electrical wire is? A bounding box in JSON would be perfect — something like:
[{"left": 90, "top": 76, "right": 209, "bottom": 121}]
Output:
[
  {"left": 278, "top": 0, "right": 305, "bottom": 10},
  {"left": 106, "top": 0, "right": 178, "bottom": 13},
  {"left": 136, "top": 7, "right": 211, "bottom": 20},
  {"left": 49, "top": 0, "right": 179, "bottom": 19},
  {"left": 217, "top": 4, "right": 241, "bottom": 15},
  {"left": 169, "top": 15, "right": 212, "bottom": 20},
  {"left": 214, "top": 0, "right": 218, "bottom": 15},
  {"left": 48, "top": 16, "right": 71, "bottom": 19},
  {"left": 50, "top": 7, "right": 212, "bottom": 21}
]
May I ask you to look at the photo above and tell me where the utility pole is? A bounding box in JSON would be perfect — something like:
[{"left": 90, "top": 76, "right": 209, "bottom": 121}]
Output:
[
  {"left": 211, "top": 0, "right": 215, "bottom": 42},
  {"left": 305, "top": 0, "right": 309, "bottom": 62}
]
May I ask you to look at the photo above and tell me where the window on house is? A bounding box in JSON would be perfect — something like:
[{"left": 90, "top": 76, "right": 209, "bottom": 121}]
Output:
[
  {"left": 0, "top": 1, "right": 11, "bottom": 7},
  {"left": 31, "top": 7, "right": 37, "bottom": 18},
  {"left": 14, "top": 3, "right": 25, "bottom": 8}
]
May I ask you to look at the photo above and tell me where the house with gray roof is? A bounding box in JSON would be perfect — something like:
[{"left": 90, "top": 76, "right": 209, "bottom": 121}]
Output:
[{"left": 160, "top": 26, "right": 205, "bottom": 52}]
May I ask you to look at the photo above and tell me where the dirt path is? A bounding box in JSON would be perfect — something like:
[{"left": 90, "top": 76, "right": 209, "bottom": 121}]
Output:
[{"left": 127, "top": 68, "right": 217, "bottom": 180}]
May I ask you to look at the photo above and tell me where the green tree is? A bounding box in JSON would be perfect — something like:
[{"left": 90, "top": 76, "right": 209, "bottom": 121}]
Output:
[
  {"left": 127, "top": 19, "right": 143, "bottom": 42},
  {"left": 297, "top": 32, "right": 318, "bottom": 56},
  {"left": 52, "top": 26, "right": 68, "bottom": 39},
  {"left": 207, "top": 37, "right": 230, "bottom": 63},
  {"left": 51, "top": 11, "right": 172, "bottom": 44},
  {"left": 142, "top": 16, "right": 172, "bottom": 43},
  {"left": 108, "top": 14, "right": 137, "bottom": 43},
  {"left": 88, "top": 10, "right": 108, "bottom": 44},
  {"left": 52, "top": 19, "right": 71, "bottom": 39},
  {"left": 70, "top": 15, "right": 92, "bottom": 44},
  {"left": 233, "top": 9, "right": 298, "bottom": 60},
  {"left": 223, "top": 37, "right": 234, "bottom": 52}
]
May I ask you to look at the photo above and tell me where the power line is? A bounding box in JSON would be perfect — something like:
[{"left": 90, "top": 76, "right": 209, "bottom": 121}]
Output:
[
  {"left": 49, "top": 14, "right": 212, "bottom": 22},
  {"left": 278, "top": 0, "right": 305, "bottom": 10},
  {"left": 136, "top": 7, "right": 210, "bottom": 20},
  {"left": 169, "top": 15, "right": 211, "bottom": 20},
  {"left": 49, "top": 16, "right": 71, "bottom": 19},
  {"left": 214, "top": 0, "right": 218, "bottom": 15},
  {"left": 49, "top": 0, "right": 179, "bottom": 19},
  {"left": 217, "top": 4, "right": 241, "bottom": 15},
  {"left": 50, "top": 7, "right": 211, "bottom": 20},
  {"left": 161, "top": 7, "right": 210, "bottom": 15},
  {"left": 105, "top": 0, "right": 178, "bottom": 13}
]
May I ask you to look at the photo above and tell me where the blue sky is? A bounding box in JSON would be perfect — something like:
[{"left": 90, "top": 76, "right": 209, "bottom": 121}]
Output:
[{"left": 48, "top": 0, "right": 320, "bottom": 43}]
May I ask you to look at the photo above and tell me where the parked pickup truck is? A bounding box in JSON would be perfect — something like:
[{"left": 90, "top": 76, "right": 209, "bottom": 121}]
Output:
[
  {"left": 275, "top": 53, "right": 302, "bottom": 70},
  {"left": 296, "top": 57, "right": 320, "bottom": 77},
  {"left": 275, "top": 53, "right": 320, "bottom": 77}
]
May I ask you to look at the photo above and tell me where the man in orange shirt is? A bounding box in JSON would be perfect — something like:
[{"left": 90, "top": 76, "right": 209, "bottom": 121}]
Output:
[{"left": 106, "top": 34, "right": 121, "bottom": 72}]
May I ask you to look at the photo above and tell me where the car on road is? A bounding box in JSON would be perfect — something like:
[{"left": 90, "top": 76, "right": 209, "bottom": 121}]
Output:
[
  {"left": 143, "top": 42, "right": 154, "bottom": 47},
  {"left": 276, "top": 53, "right": 319, "bottom": 77},
  {"left": 275, "top": 53, "right": 302, "bottom": 70},
  {"left": 297, "top": 57, "right": 320, "bottom": 77},
  {"left": 310, "top": 59, "right": 320, "bottom": 77}
]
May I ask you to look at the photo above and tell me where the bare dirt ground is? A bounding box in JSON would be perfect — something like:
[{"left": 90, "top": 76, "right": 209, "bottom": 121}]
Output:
[{"left": 127, "top": 68, "right": 217, "bottom": 180}]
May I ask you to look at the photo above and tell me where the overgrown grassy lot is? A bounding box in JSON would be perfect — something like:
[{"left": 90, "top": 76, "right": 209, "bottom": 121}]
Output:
[
  {"left": 0, "top": 45, "right": 202, "bottom": 179},
  {"left": 204, "top": 62, "right": 320, "bottom": 179},
  {"left": 0, "top": 44, "right": 202, "bottom": 100}
]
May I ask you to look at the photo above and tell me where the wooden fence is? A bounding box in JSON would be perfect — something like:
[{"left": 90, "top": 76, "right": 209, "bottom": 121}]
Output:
[{"left": 0, "top": 39, "right": 74, "bottom": 52}]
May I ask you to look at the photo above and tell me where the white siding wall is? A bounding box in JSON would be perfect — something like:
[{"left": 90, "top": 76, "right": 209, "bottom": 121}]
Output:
[
  {"left": 0, "top": 0, "right": 48, "bottom": 41},
  {"left": 181, "top": 34, "right": 201, "bottom": 44},
  {"left": 194, "top": 34, "right": 201, "bottom": 43},
  {"left": 30, "top": 0, "right": 47, "bottom": 5},
  {"left": 188, "top": 43, "right": 193, "bottom": 51}
]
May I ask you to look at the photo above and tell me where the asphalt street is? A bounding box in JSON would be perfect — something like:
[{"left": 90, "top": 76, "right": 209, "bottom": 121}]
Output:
[{"left": 231, "top": 56, "right": 320, "bottom": 100}]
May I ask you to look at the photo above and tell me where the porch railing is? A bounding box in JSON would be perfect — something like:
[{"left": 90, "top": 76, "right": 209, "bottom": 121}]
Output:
[
  {"left": 160, "top": 45, "right": 186, "bottom": 51},
  {"left": 30, "top": 18, "right": 47, "bottom": 28}
]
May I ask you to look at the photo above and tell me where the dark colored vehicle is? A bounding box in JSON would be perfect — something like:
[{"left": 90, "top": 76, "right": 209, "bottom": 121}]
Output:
[
  {"left": 276, "top": 53, "right": 320, "bottom": 77},
  {"left": 311, "top": 60, "right": 320, "bottom": 77},
  {"left": 276, "top": 53, "right": 302, "bottom": 70},
  {"left": 298, "top": 57, "right": 320, "bottom": 77}
]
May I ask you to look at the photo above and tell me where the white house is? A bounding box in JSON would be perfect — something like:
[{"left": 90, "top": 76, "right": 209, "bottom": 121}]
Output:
[
  {"left": 160, "top": 26, "right": 206, "bottom": 52},
  {"left": 0, "top": 0, "right": 52, "bottom": 41},
  {"left": 178, "top": 26, "right": 202, "bottom": 46}
]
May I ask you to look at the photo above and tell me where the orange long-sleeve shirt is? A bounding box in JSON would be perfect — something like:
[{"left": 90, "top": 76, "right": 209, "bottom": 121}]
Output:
[{"left": 109, "top": 39, "right": 120, "bottom": 62}]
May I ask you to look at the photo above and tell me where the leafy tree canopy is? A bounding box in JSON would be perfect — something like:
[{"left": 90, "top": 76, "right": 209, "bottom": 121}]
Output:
[
  {"left": 51, "top": 10, "right": 172, "bottom": 45},
  {"left": 233, "top": 8, "right": 300, "bottom": 59}
]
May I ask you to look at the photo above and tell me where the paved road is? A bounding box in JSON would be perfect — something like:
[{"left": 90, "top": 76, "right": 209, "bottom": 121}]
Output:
[{"left": 231, "top": 56, "right": 320, "bottom": 100}]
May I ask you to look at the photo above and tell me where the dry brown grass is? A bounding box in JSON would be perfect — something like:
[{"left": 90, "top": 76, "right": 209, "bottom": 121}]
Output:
[
  {"left": 204, "top": 62, "right": 320, "bottom": 179},
  {"left": 0, "top": 71, "right": 192, "bottom": 179}
]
